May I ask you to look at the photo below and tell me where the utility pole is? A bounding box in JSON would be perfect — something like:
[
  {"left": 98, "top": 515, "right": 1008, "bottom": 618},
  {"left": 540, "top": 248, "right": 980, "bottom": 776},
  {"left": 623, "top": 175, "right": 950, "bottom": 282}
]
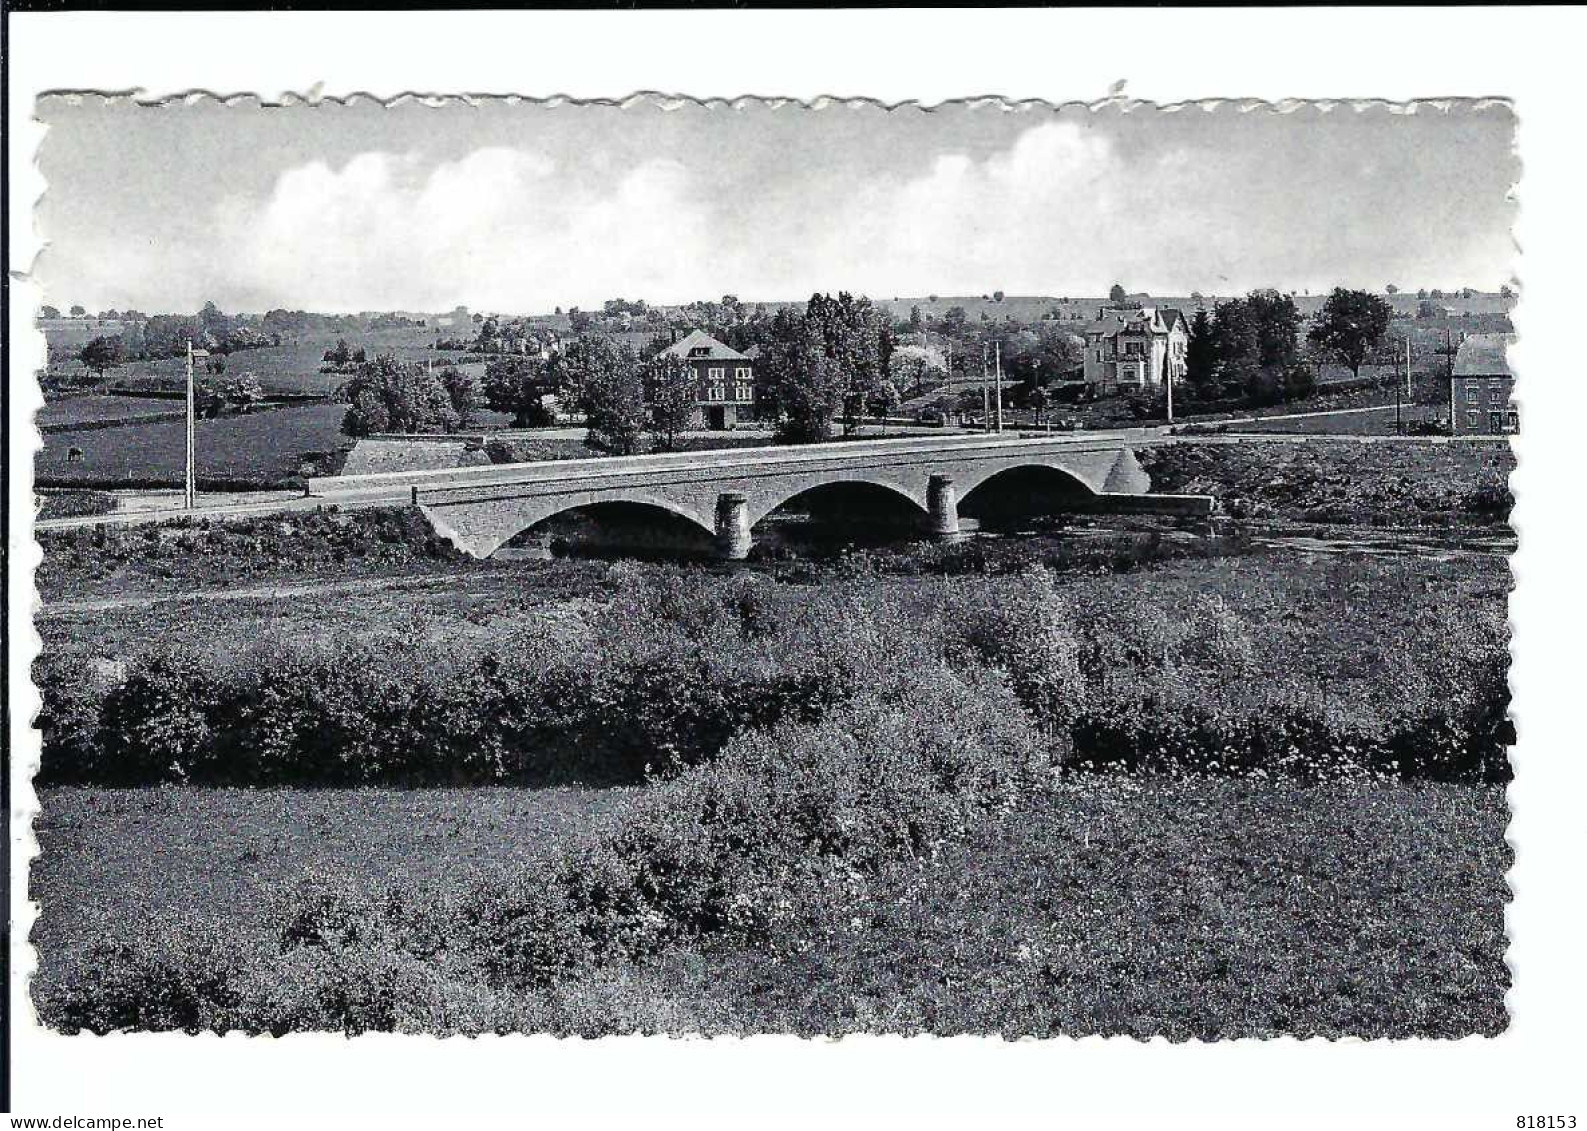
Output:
[
  {"left": 994, "top": 340, "right": 1004, "bottom": 433},
  {"left": 1405, "top": 334, "right": 1412, "bottom": 400},
  {"left": 185, "top": 340, "right": 196, "bottom": 509},
  {"left": 981, "top": 343, "right": 990, "bottom": 432}
]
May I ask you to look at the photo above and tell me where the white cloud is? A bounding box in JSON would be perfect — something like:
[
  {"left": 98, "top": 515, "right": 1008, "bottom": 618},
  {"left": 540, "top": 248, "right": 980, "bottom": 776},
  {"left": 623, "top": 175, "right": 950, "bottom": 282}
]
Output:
[
  {"left": 215, "top": 147, "right": 712, "bottom": 312},
  {"left": 804, "top": 122, "right": 1127, "bottom": 297},
  {"left": 156, "top": 120, "right": 1514, "bottom": 312}
]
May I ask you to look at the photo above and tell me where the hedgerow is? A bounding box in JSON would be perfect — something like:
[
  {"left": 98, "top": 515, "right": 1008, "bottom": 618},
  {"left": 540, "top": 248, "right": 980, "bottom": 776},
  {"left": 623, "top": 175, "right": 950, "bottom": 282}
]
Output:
[{"left": 34, "top": 557, "right": 1511, "bottom": 788}]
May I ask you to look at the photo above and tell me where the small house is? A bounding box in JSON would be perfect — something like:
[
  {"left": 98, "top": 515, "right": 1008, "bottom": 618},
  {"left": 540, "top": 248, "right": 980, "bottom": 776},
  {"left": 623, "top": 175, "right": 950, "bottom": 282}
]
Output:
[
  {"left": 1450, "top": 333, "right": 1517, "bottom": 436},
  {"left": 1080, "top": 306, "right": 1189, "bottom": 394},
  {"left": 655, "top": 329, "right": 755, "bottom": 430}
]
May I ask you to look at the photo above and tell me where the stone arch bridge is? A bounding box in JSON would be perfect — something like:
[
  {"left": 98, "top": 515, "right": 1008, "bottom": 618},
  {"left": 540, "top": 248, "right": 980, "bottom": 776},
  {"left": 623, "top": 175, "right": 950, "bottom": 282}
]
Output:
[{"left": 307, "top": 432, "right": 1211, "bottom": 560}]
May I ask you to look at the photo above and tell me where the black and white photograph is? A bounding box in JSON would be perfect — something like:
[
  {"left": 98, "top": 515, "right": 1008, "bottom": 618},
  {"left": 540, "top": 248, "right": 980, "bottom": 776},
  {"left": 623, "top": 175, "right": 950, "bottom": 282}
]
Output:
[
  {"left": 7, "top": 6, "right": 1586, "bottom": 1125},
  {"left": 23, "top": 90, "right": 1519, "bottom": 1041}
]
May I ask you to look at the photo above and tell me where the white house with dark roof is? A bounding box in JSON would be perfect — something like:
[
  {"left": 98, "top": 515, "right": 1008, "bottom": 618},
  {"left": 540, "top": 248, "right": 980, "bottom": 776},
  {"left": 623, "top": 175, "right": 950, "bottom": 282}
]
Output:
[
  {"left": 655, "top": 329, "right": 756, "bottom": 430},
  {"left": 1080, "top": 306, "right": 1189, "bottom": 394}
]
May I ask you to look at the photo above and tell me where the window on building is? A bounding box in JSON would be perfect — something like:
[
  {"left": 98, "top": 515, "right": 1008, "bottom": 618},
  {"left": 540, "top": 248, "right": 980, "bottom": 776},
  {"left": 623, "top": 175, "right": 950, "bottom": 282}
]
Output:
[
  {"left": 735, "top": 384, "right": 753, "bottom": 403},
  {"left": 1489, "top": 387, "right": 1505, "bottom": 405},
  {"left": 1465, "top": 386, "right": 1479, "bottom": 404},
  {"left": 734, "top": 367, "right": 750, "bottom": 381},
  {"left": 1507, "top": 411, "right": 1519, "bottom": 432},
  {"left": 1466, "top": 410, "right": 1480, "bottom": 429},
  {"left": 708, "top": 385, "right": 726, "bottom": 402},
  {"left": 708, "top": 367, "right": 724, "bottom": 381}
]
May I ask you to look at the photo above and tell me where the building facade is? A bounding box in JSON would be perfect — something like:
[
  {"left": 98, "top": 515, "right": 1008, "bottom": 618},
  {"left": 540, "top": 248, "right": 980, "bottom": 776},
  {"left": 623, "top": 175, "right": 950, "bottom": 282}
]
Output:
[
  {"left": 655, "top": 329, "right": 756, "bottom": 430},
  {"left": 1080, "top": 306, "right": 1190, "bottom": 394},
  {"left": 1450, "top": 333, "right": 1518, "bottom": 436}
]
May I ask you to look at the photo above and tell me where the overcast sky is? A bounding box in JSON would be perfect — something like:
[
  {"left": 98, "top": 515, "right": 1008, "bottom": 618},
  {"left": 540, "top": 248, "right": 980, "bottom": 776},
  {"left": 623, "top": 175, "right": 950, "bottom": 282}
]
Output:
[{"left": 32, "top": 96, "right": 1517, "bottom": 314}]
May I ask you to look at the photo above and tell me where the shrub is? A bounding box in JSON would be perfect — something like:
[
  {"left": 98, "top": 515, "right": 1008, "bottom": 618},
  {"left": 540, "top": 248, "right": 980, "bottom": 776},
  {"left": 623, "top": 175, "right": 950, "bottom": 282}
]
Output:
[{"left": 36, "top": 490, "right": 118, "bottom": 520}]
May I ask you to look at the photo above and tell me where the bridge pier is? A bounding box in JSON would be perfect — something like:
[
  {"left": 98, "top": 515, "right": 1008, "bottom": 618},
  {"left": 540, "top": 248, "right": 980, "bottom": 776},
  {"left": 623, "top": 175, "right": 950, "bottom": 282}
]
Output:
[
  {"left": 926, "top": 474, "right": 962, "bottom": 539},
  {"left": 715, "top": 492, "right": 752, "bottom": 560}
]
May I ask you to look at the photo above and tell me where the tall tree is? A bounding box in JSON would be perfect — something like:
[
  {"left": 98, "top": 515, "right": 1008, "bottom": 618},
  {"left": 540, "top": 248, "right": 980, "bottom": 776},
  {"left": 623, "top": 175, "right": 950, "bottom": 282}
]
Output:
[
  {"left": 439, "top": 365, "right": 481, "bottom": 430},
  {"left": 762, "top": 307, "right": 840, "bottom": 444},
  {"left": 1108, "top": 284, "right": 1127, "bottom": 303},
  {"left": 340, "top": 354, "right": 462, "bottom": 437},
  {"left": 556, "top": 336, "right": 646, "bottom": 455},
  {"left": 482, "top": 355, "right": 554, "bottom": 427},
  {"left": 1246, "top": 289, "right": 1302, "bottom": 370},
  {"left": 646, "top": 353, "right": 698, "bottom": 451},
  {"left": 1307, "top": 287, "right": 1394, "bottom": 380},
  {"left": 78, "top": 335, "right": 124, "bottom": 380},
  {"left": 1184, "top": 308, "right": 1219, "bottom": 401}
]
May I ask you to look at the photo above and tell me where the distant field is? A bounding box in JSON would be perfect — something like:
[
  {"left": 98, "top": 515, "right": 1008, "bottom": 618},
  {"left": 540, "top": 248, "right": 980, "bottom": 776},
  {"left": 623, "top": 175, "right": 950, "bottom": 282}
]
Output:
[
  {"left": 37, "top": 396, "right": 185, "bottom": 430},
  {"left": 42, "top": 327, "right": 484, "bottom": 397},
  {"left": 35, "top": 403, "right": 350, "bottom": 487},
  {"left": 1233, "top": 405, "right": 1442, "bottom": 436}
]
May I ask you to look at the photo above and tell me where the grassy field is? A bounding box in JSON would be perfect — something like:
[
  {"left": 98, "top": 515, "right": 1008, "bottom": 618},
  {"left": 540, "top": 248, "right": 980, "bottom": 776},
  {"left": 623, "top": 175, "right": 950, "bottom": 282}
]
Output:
[
  {"left": 37, "top": 395, "right": 188, "bottom": 430},
  {"left": 81, "top": 328, "right": 468, "bottom": 396},
  {"left": 30, "top": 777, "right": 1508, "bottom": 1037},
  {"left": 34, "top": 403, "right": 350, "bottom": 487},
  {"left": 1234, "top": 406, "right": 1443, "bottom": 436}
]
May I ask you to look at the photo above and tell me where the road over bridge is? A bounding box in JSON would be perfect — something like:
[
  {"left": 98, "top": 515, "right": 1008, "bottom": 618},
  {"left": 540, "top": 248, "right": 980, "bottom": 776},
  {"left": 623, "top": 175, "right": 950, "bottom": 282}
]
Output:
[{"left": 307, "top": 430, "right": 1212, "bottom": 559}]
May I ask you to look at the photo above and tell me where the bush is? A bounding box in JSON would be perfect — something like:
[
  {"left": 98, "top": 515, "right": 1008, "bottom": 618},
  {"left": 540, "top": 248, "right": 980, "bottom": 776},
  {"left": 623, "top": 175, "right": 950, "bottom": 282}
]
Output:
[{"left": 36, "top": 490, "right": 118, "bottom": 520}]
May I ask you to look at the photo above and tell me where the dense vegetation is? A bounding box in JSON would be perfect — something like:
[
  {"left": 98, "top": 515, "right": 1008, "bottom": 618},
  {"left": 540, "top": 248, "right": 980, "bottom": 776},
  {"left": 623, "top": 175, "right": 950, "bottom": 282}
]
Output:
[
  {"left": 36, "top": 549, "right": 1511, "bottom": 790},
  {"left": 1140, "top": 440, "right": 1514, "bottom": 525},
  {"left": 35, "top": 491, "right": 118, "bottom": 521}
]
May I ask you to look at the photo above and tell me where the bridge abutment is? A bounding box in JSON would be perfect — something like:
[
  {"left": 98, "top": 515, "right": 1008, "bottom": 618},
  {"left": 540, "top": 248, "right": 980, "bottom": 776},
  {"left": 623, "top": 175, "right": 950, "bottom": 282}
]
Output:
[
  {"left": 926, "top": 474, "right": 962, "bottom": 539},
  {"left": 715, "top": 492, "right": 752, "bottom": 560}
]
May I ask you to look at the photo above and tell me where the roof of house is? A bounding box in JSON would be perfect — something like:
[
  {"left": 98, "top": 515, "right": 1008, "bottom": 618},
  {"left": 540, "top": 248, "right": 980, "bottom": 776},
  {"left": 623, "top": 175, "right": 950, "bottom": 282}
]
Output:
[
  {"left": 657, "top": 329, "right": 749, "bottom": 362},
  {"left": 1453, "top": 333, "right": 1516, "bottom": 378},
  {"left": 1082, "top": 306, "right": 1180, "bottom": 339}
]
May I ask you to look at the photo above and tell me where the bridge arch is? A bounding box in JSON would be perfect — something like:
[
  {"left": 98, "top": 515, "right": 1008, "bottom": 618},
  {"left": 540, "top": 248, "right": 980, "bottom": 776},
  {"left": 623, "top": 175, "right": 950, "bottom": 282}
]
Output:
[
  {"left": 505, "top": 499, "right": 720, "bottom": 558},
  {"left": 421, "top": 491, "right": 717, "bottom": 560},
  {"left": 956, "top": 462, "right": 1098, "bottom": 527},
  {"left": 746, "top": 475, "right": 929, "bottom": 529}
]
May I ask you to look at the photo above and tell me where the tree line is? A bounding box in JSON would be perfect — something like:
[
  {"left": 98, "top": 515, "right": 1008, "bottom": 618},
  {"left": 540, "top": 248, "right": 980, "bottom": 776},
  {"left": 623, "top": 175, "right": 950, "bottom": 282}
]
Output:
[
  {"left": 339, "top": 292, "right": 901, "bottom": 452},
  {"left": 1176, "top": 287, "right": 1397, "bottom": 410}
]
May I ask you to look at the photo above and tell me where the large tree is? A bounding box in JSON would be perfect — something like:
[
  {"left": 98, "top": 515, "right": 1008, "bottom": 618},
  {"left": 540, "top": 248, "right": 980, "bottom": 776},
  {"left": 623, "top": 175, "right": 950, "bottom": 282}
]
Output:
[
  {"left": 482, "top": 354, "right": 555, "bottom": 427},
  {"left": 1210, "top": 290, "right": 1302, "bottom": 403},
  {"left": 1307, "top": 287, "right": 1394, "bottom": 380},
  {"left": 646, "top": 353, "right": 698, "bottom": 451},
  {"left": 804, "top": 291, "right": 892, "bottom": 435},
  {"left": 760, "top": 307, "right": 841, "bottom": 444},
  {"left": 556, "top": 336, "right": 646, "bottom": 455},
  {"left": 440, "top": 365, "right": 481, "bottom": 430},
  {"left": 78, "top": 335, "right": 124, "bottom": 380},
  {"left": 340, "top": 354, "right": 466, "bottom": 437},
  {"left": 1184, "top": 308, "right": 1219, "bottom": 402}
]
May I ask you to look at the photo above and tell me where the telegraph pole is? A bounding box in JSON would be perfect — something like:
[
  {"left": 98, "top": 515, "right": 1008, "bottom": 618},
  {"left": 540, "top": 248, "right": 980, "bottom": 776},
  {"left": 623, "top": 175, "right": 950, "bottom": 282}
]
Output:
[
  {"left": 994, "top": 340, "right": 1004, "bottom": 433},
  {"left": 1165, "top": 356, "right": 1175, "bottom": 426},
  {"left": 981, "top": 343, "right": 990, "bottom": 432},
  {"left": 185, "top": 340, "right": 196, "bottom": 509}
]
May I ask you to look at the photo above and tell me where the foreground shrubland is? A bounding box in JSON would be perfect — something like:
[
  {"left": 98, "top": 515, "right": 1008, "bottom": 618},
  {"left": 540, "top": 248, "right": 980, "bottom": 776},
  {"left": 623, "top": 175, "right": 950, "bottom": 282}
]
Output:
[
  {"left": 35, "top": 556, "right": 1512, "bottom": 788},
  {"left": 30, "top": 530, "right": 1513, "bottom": 1036},
  {"left": 33, "top": 772, "right": 1509, "bottom": 1038}
]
